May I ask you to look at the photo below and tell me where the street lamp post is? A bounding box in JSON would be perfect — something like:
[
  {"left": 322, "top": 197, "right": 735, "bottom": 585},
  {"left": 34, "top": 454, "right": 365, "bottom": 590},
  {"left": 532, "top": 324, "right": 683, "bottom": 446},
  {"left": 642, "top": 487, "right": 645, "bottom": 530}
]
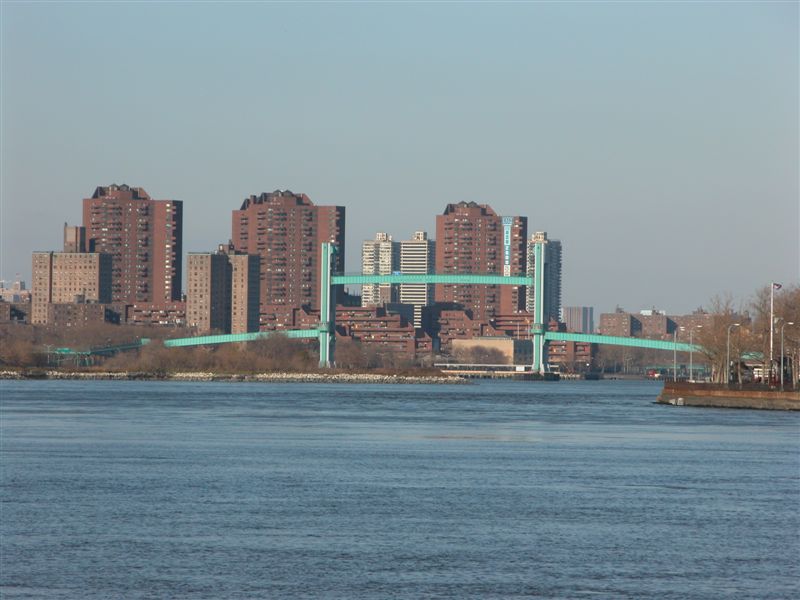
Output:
[
  {"left": 673, "top": 329, "right": 677, "bottom": 381},
  {"left": 689, "top": 325, "right": 702, "bottom": 382},
  {"left": 673, "top": 327, "right": 684, "bottom": 382},
  {"left": 780, "top": 322, "right": 794, "bottom": 391},
  {"left": 726, "top": 323, "right": 741, "bottom": 385}
]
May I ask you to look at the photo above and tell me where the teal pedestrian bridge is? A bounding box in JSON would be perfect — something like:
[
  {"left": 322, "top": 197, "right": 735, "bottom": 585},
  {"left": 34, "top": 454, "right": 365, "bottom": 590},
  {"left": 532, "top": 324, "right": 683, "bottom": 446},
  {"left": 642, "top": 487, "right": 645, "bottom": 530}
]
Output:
[{"left": 50, "top": 242, "right": 700, "bottom": 372}]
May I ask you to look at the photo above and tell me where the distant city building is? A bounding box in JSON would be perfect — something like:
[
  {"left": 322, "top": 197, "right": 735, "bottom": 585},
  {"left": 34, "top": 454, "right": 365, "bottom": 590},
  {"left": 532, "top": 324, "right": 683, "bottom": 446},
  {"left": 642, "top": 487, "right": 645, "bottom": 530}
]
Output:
[
  {"left": 228, "top": 251, "right": 261, "bottom": 335},
  {"left": 597, "top": 309, "right": 715, "bottom": 341},
  {"left": 361, "top": 232, "right": 399, "bottom": 307},
  {"left": 82, "top": 184, "right": 183, "bottom": 304},
  {"left": 597, "top": 308, "right": 678, "bottom": 339},
  {"left": 0, "top": 277, "right": 30, "bottom": 303},
  {"left": 231, "top": 190, "right": 345, "bottom": 316},
  {"left": 547, "top": 338, "right": 596, "bottom": 373},
  {"left": 563, "top": 306, "right": 594, "bottom": 333},
  {"left": 63, "top": 223, "right": 88, "bottom": 253},
  {"left": 399, "top": 231, "right": 436, "bottom": 328},
  {"left": 598, "top": 311, "right": 640, "bottom": 337},
  {"left": 435, "top": 202, "right": 527, "bottom": 323},
  {"left": 452, "top": 337, "right": 533, "bottom": 365},
  {"left": 335, "top": 306, "right": 434, "bottom": 357},
  {"left": 637, "top": 313, "right": 673, "bottom": 338},
  {"left": 255, "top": 304, "right": 433, "bottom": 358},
  {"left": 186, "top": 244, "right": 260, "bottom": 335},
  {"left": 46, "top": 303, "right": 123, "bottom": 328},
  {"left": 127, "top": 302, "right": 186, "bottom": 327},
  {"left": 31, "top": 251, "right": 112, "bottom": 324},
  {"left": 670, "top": 312, "right": 715, "bottom": 333},
  {"left": 526, "top": 231, "right": 562, "bottom": 324},
  {"left": 187, "top": 252, "right": 231, "bottom": 335},
  {"left": 0, "top": 302, "right": 27, "bottom": 324},
  {"left": 427, "top": 305, "right": 503, "bottom": 353}
]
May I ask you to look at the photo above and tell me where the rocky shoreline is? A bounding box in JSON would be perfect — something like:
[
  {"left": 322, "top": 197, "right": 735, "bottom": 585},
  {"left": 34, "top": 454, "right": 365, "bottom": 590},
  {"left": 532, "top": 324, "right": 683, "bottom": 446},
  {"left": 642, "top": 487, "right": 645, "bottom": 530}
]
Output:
[{"left": 0, "top": 370, "right": 467, "bottom": 385}]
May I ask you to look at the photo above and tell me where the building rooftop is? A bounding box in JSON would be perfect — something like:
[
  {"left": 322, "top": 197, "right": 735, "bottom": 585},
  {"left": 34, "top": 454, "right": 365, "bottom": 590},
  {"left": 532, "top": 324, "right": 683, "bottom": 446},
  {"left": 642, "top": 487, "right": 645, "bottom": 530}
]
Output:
[
  {"left": 91, "top": 184, "right": 151, "bottom": 201},
  {"left": 238, "top": 190, "right": 312, "bottom": 210}
]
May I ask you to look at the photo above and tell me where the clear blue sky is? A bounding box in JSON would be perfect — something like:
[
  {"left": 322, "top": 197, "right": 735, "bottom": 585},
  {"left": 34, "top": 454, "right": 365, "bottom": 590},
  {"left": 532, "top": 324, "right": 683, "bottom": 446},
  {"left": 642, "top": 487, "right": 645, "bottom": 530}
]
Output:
[{"left": 1, "top": 1, "right": 797, "bottom": 315}]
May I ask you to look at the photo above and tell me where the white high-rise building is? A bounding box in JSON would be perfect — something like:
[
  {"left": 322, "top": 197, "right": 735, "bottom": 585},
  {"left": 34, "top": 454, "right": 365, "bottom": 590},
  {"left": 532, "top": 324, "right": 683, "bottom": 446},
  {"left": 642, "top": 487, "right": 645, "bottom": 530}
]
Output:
[
  {"left": 361, "top": 232, "right": 399, "bottom": 307},
  {"left": 399, "top": 231, "right": 436, "bottom": 329},
  {"left": 526, "top": 231, "right": 562, "bottom": 324}
]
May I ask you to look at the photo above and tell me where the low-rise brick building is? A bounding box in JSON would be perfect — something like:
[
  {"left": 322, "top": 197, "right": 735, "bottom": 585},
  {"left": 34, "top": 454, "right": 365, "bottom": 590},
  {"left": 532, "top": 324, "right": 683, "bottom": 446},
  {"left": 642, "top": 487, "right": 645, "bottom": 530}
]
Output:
[
  {"left": 47, "top": 303, "right": 124, "bottom": 328},
  {"left": 127, "top": 302, "right": 187, "bottom": 327}
]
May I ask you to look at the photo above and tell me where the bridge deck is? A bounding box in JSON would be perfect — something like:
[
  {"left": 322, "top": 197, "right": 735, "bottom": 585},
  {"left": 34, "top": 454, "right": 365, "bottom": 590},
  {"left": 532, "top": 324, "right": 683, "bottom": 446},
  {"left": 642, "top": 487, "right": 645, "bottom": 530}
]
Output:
[
  {"left": 50, "top": 329, "right": 700, "bottom": 355},
  {"left": 163, "top": 329, "right": 319, "bottom": 348},
  {"left": 545, "top": 331, "right": 699, "bottom": 352}
]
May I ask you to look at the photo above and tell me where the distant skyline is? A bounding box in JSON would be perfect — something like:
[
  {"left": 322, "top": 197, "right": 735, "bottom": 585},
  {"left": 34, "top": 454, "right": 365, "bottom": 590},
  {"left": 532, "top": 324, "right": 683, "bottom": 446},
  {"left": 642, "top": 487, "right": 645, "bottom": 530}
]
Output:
[{"left": 2, "top": 2, "right": 797, "bottom": 315}]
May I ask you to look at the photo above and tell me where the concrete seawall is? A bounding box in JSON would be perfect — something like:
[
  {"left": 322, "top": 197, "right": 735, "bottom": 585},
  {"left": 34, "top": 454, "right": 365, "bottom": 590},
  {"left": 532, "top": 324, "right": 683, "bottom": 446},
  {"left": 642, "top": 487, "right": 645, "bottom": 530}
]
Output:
[{"left": 658, "top": 382, "right": 800, "bottom": 411}]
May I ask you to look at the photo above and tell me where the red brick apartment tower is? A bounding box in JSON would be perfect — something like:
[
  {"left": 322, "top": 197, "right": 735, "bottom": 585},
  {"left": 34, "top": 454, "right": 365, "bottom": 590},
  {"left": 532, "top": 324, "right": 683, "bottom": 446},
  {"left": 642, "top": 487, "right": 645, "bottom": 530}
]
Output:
[
  {"left": 82, "top": 184, "right": 183, "bottom": 304},
  {"left": 435, "top": 202, "right": 527, "bottom": 323},
  {"left": 231, "top": 190, "right": 345, "bottom": 316}
]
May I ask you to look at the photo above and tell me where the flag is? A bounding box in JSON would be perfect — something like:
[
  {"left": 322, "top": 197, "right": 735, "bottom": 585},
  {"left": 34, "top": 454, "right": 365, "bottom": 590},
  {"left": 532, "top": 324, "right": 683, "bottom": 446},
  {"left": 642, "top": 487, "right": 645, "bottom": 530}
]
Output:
[{"left": 773, "top": 282, "right": 782, "bottom": 290}]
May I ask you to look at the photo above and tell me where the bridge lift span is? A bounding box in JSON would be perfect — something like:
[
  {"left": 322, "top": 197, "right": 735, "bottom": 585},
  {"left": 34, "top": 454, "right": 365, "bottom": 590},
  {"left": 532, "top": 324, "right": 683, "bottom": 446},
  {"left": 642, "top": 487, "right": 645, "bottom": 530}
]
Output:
[{"left": 317, "top": 242, "right": 698, "bottom": 371}]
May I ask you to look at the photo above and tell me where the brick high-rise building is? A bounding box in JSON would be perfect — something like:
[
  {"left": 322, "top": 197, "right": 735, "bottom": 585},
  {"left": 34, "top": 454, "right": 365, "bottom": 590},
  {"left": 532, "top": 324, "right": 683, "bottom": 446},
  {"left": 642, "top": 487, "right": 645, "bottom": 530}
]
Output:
[
  {"left": 186, "top": 244, "right": 260, "bottom": 335},
  {"left": 82, "top": 184, "right": 183, "bottom": 304},
  {"left": 435, "top": 202, "right": 526, "bottom": 323},
  {"left": 399, "top": 231, "right": 435, "bottom": 329},
  {"left": 231, "top": 190, "right": 345, "bottom": 316},
  {"left": 31, "top": 251, "right": 112, "bottom": 325},
  {"left": 361, "top": 232, "right": 399, "bottom": 307},
  {"left": 598, "top": 311, "right": 640, "bottom": 337},
  {"left": 228, "top": 252, "right": 261, "bottom": 335},
  {"left": 187, "top": 252, "right": 231, "bottom": 335},
  {"left": 63, "top": 223, "right": 88, "bottom": 253}
]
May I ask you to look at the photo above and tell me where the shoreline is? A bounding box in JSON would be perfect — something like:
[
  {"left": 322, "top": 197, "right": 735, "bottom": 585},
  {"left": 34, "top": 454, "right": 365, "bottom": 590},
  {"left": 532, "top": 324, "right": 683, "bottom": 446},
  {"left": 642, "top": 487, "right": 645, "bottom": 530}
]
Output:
[{"left": 0, "top": 370, "right": 467, "bottom": 385}]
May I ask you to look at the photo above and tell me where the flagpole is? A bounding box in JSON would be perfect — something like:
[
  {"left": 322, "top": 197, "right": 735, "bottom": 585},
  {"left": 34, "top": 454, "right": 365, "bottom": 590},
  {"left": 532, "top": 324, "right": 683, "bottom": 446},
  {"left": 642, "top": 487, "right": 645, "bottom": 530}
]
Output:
[{"left": 770, "top": 283, "right": 774, "bottom": 384}]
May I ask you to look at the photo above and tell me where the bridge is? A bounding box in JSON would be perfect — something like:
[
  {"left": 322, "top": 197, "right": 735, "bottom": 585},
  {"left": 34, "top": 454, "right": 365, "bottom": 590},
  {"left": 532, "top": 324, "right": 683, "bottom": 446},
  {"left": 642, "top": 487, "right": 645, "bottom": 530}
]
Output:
[
  {"left": 319, "top": 243, "right": 699, "bottom": 370},
  {"left": 52, "top": 240, "right": 699, "bottom": 372}
]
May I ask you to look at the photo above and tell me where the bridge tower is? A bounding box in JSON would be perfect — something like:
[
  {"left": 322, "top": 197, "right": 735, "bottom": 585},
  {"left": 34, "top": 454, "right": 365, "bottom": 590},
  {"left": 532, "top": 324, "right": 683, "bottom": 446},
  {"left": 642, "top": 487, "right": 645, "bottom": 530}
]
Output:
[
  {"left": 319, "top": 243, "right": 338, "bottom": 367},
  {"left": 529, "top": 236, "right": 547, "bottom": 374}
]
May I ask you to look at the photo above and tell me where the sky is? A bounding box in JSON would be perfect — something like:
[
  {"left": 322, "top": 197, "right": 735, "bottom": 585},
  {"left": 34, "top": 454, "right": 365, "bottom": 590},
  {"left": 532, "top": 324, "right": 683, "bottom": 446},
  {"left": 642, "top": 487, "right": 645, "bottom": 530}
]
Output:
[{"left": 1, "top": 1, "right": 797, "bottom": 315}]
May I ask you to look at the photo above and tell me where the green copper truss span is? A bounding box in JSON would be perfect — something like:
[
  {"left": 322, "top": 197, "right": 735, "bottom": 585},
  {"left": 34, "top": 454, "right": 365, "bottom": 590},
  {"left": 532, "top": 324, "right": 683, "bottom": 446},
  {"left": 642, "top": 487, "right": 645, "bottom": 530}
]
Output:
[
  {"left": 49, "top": 339, "right": 151, "bottom": 356},
  {"left": 332, "top": 274, "right": 531, "bottom": 286},
  {"left": 163, "top": 329, "right": 320, "bottom": 348},
  {"left": 544, "top": 331, "right": 701, "bottom": 352}
]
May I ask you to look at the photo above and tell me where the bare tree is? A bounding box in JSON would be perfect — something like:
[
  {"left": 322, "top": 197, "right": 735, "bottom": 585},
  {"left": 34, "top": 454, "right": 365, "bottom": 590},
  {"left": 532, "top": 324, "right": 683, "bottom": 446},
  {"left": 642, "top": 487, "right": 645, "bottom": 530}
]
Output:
[
  {"left": 334, "top": 338, "right": 366, "bottom": 369},
  {"left": 695, "top": 294, "right": 750, "bottom": 383},
  {"left": 453, "top": 346, "right": 507, "bottom": 365}
]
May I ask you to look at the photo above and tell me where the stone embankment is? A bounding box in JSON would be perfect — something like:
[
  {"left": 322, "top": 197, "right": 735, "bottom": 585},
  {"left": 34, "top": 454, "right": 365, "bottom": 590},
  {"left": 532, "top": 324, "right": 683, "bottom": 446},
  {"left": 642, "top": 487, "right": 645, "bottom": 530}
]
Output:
[
  {"left": 658, "top": 382, "right": 800, "bottom": 411},
  {"left": 0, "top": 370, "right": 466, "bottom": 385}
]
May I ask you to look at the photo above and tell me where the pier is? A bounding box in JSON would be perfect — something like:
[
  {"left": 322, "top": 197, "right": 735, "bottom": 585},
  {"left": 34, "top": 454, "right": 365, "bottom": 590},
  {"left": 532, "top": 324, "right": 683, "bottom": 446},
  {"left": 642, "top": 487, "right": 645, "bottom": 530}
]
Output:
[{"left": 658, "top": 382, "right": 800, "bottom": 411}]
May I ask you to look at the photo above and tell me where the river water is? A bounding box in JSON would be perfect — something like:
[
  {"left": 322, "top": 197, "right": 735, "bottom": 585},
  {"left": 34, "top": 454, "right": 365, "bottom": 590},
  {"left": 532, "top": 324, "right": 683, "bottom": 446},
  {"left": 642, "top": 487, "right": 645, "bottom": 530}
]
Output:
[{"left": 1, "top": 380, "right": 798, "bottom": 599}]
